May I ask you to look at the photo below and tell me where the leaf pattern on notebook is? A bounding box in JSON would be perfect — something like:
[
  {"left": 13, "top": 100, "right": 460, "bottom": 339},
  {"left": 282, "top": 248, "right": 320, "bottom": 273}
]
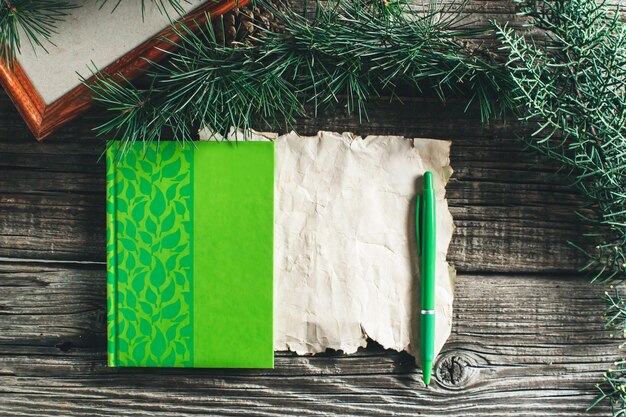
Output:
[
  {"left": 106, "top": 144, "right": 118, "bottom": 366},
  {"left": 109, "top": 141, "right": 193, "bottom": 367}
]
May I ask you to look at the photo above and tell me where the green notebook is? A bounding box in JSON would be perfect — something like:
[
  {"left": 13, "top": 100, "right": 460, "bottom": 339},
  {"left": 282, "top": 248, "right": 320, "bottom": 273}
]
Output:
[{"left": 106, "top": 140, "right": 274, "bottom": 368}]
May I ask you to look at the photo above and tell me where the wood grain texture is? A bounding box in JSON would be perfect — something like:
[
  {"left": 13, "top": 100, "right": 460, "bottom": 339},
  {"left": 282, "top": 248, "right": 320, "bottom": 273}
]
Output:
[
  {"left": 0, "top": 61, "right": 46, "bottom": 135},
  {"left": 0, "top": 0, "right": 619, "bottom": 412},
  {"left": 0, "top": 261, "right": 615, "bottom": 416},
  {"left": 0, "top": 96, "right": 593, "bottom": 273},
  {"left": 0, "top": 86, "right": 614, "bottom": 415}
]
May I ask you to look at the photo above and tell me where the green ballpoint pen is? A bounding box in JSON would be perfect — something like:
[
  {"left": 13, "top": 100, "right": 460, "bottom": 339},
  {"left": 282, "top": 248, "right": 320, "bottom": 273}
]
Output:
[{"left": 417, "top": 171, "right": 436, "bottom": 386}]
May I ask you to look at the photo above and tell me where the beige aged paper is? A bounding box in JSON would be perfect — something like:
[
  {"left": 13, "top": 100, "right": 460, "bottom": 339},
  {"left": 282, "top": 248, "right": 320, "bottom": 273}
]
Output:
[{"left": 200, "top": 129, "right": 456, "bottom": 360}]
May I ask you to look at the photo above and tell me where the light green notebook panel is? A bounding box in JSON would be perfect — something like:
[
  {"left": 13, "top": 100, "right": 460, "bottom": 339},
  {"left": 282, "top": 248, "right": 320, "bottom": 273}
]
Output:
[{"left": 106, "top": 141, "right": 274, "bottom": 368}]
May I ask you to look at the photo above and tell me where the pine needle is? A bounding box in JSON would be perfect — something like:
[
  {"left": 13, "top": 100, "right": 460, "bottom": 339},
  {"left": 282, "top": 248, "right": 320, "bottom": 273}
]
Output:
[
  {"left": 96, "top": 0, "right": 188, "bottom": 19},
  {"left": 0, "top": 0, "right": 75, "bottom": 66},
  {"left": 86, "top": 0, "right": 513, "bottom": 148},
  {"left": 497, "top": 1, "right": 626, "bottom": 413}
]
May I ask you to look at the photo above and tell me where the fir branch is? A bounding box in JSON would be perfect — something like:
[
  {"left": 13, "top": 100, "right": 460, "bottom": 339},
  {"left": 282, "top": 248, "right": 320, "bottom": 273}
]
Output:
[
  {"left": 84, "top": 0, "right": 626, "bottom": 413},
  {"left": 604, "top": 288, "right": 626, "bottom": 342},
  {"left": 83, "top": 15, "right": 303, "bottom": 145},
  {"left": 0, "top": 0, "right": 75, "bottom": 66},
  {"left": 96, "top": 0, "right": 188, "bottom": 18},
  {"left": 591, "top": 361, "right": 626, "bottom": 416},
  {"left": 496, "top": 0, "right": 626, "bottom": 284},
  {"left": 496, "top": 0, "right": 626, "bottom": 414},
  {"left": 87, "top": 0, "right": 513, "bottom": 148},
  {"left": 588, "top": 289, "right": 626, "bottom": 415},
  {"left": 81, "top": 71, "right": 182, "bottom": 149}
]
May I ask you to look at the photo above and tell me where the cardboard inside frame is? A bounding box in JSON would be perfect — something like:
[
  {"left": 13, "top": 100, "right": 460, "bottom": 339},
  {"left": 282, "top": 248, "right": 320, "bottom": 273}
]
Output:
[{"left": 0, "top": 0, "right": 248, "bottom": 140}]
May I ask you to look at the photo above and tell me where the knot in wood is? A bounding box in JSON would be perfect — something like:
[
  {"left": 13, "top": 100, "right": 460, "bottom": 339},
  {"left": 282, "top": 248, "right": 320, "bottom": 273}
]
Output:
[{"left": 435, "top": 352, "right": 475, "bottom": 390}]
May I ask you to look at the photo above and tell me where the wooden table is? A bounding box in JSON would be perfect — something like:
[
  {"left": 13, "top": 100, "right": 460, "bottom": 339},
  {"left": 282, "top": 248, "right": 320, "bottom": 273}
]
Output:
[{"left": 0, "top": 72, "right": 618, "bottom": 414}]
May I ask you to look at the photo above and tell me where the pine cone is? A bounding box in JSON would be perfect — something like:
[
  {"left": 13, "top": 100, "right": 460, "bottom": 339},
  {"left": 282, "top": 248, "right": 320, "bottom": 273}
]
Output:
[
  {"left": 214, "top": 0, "right": 290, "bottom": 47},
  {"left": 214, "top": 11, "right": 236, "bottom": 45}
]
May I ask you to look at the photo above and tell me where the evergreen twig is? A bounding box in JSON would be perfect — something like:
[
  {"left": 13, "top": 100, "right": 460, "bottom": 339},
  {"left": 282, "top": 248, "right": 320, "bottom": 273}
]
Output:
[
  {"left": 0, "top": 0, "right": 75, "bottom": 66},
  {"left": 84, "top": 1, "right": 626, "bottom": 414},
  {"left": 0, "top": 0, "right": 192, "bottom": 67},
  {"left": 496, "top": 0, "right": 626, "bottom": 291},
  {"left": 496, "top": 0, "right": 626, "bottom": 414},
  {"left": 589, "top": 289, "right": 626, "bottom": 414},
  {"left": 604, "top": 289, "right": 626, "bottom": 342},
  {"left": 85, "top": 0, "right": 513, "bottom": 147},
  {"left": 97, "top": 0, "right": 187, "bottom": 18}
]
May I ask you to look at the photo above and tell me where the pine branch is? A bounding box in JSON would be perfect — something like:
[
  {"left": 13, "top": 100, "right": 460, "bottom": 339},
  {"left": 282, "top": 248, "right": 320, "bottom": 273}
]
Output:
[
  {"left": 591, "top": 360, "right": 626, "bottom": 416},
  {"left": 496, "top": 1, "right": 626, "bottom": 414},
  {"left": 0, "top": 0, "right": 188, "bottom": 67},
  {"left": 0, "top": 0, "right": 75, "bottom": 66},
  {"left": 96, "top": 0, "right": 187, "bottom": 18},
  {"left": 86, "top": 0, "right": 513, "bottom": 148},
  {"left": 588, "top": 289, "right": 626, "bottom": 414},
  {"left": 83, "top": 0, "right": 626, "bottom": 413},
  {"left": 496, "top": 0, "right": 626, "bottom": 284},
  {"left": 604, "top": 288, "right": 626, "bottom": 341}
]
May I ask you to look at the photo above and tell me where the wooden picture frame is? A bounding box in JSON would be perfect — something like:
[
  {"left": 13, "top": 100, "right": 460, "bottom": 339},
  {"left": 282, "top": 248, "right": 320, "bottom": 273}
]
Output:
[{"left": 0, "top": 0, "right": 247, "bottom": 141}]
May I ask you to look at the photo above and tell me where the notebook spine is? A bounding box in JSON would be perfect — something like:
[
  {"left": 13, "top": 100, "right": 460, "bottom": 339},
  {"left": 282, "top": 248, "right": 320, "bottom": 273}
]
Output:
[{"left": 106, "top": 142, "right": 118, "bottom": 367}]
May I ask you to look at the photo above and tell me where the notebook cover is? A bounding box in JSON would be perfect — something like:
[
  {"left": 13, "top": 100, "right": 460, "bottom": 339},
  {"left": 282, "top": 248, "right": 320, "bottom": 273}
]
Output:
[{"left": 106, "top": 140, "right": 274, "bottom": 368}]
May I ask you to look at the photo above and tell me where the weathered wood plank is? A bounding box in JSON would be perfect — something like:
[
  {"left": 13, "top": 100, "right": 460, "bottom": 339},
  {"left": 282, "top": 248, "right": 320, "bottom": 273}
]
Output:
[
  {"left": 0, "top": 261, "right": 615, "bottom": 416},
  {"left": 0, "top": 92, "right": 592, "bottom": 273},
  {"left": 0, "top": 1, "right": 618, "bottom": 414}
]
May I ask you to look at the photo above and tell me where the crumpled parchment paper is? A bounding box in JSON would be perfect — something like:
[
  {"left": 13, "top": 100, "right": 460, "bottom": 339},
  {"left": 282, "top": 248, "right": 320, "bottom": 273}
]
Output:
[{"left": 200, "top": 129, "right": 456, "bottom": 360}]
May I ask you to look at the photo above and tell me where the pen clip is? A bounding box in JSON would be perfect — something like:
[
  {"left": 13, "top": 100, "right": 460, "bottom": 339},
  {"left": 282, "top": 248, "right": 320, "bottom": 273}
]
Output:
[{"left": 416, "top": 193, "right": 423, "bottom": 257}]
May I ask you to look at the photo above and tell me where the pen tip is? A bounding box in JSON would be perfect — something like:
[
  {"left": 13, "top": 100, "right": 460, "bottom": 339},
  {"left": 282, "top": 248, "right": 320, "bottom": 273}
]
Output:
[{"left": 422, "top": 360, "right": 432, "bottom": 386}]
